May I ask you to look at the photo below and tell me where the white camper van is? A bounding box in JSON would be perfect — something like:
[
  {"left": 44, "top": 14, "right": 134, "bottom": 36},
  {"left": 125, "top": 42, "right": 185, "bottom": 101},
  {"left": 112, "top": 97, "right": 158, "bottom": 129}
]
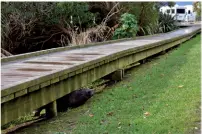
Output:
[{"left": 160, "top": 5, "right": 196, "bottom": 22}]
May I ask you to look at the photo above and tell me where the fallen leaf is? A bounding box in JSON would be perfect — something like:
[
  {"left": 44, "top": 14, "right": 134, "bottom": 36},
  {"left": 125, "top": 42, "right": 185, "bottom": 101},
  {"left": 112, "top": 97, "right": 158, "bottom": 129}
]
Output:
[
  {"left": 144, "top": 112, "right": 150, "bottom": 116},
  {"left": 160, "top": 74, "right": 164, "bottom": 77},
  {"left": 178, "top": 85, "right": 184, "bottom": 88},
  {"left": 89, "top": 114, "right": 94, "bottom": 117},
  {"left": 100, "top": 119, "right": 107, "bottom": 125},
  {"left": 107, "top": 112, "right": 114, "bottom": 116}
]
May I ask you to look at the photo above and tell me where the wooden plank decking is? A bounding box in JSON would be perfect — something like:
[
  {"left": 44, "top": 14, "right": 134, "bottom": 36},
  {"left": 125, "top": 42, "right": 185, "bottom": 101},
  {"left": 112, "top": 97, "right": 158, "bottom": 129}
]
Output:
[{"left": 1, "top": 26, "right": 201, "bottom": 92}]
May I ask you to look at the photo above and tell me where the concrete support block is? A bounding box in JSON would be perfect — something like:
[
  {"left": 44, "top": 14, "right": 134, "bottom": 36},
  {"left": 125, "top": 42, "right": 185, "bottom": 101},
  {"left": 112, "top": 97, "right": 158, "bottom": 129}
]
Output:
[{"left": 46, "top": 101, "right": 57, "bottom": 118}]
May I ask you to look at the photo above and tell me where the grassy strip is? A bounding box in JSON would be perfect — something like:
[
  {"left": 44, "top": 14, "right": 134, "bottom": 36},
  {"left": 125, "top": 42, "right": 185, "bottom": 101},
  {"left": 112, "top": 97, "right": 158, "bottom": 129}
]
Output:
[
  {"left": 72, "top": 34, "right": 201, "bottom": 134},
  {"left": 14, "top": 34, "right": 201, "bottom": 134}
]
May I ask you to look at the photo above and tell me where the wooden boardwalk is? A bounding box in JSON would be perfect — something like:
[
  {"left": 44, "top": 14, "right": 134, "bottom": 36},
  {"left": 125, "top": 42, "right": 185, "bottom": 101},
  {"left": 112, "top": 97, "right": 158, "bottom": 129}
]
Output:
[
  {"left": 1, "top": 26, "right": 200, "bottom": 91},
  {"left": 1, "top": 25, "right": 201, "bottom": 125}
]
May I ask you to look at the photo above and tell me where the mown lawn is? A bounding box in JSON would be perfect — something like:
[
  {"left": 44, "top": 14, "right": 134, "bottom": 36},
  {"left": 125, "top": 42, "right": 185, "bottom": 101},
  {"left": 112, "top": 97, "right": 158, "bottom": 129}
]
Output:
[{"left": 15, "top": 34, "right": 201, "bottom": 134}]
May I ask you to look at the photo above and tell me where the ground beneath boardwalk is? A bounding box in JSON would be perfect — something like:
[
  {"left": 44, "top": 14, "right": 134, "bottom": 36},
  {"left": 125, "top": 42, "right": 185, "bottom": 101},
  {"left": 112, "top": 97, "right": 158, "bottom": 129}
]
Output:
[{"left": 12, "top": 34, "right": 201, "bottom": 134}]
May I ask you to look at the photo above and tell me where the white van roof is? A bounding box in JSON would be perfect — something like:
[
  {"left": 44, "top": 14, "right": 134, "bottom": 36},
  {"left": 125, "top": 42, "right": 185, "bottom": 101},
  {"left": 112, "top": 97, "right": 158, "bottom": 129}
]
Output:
[{"left": 176, "top": 6, "right": 187, "bottom": 9}]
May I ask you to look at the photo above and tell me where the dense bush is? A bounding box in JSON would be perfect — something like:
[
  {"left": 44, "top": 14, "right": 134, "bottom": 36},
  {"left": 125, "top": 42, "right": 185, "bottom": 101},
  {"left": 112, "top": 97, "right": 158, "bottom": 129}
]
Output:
[
  {"left": 140, "top": 12, "right": 178, "bottom": 35},
  {"left": 88, "top": 2, "right": 120, "bottom": 27},
  {"left": 113, "top": 13, "right": 138, "bottom": 39},
  {"left": 140, "top": 20, "right": 163, "bottom": 35},
  {"left": 1, "top": 2, "right": 97, "bottom": 54},
  {"left": 120, "top": 2, "right": 159, "bottom": 36},
  {"left": 120, "top": 2, "right": 178, "bottom": 36},
  {"left": 1, "top": 2, "right": 179, "bottom": 55},
  {"left": 49, "top": 2, "right": 97, "bottom": 27}
]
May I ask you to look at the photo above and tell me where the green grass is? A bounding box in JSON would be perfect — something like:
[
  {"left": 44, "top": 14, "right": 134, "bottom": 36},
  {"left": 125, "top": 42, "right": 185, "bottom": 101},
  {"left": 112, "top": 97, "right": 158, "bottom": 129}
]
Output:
[{"left": 14, "top": 34, "right": 201, "bottom": 134}]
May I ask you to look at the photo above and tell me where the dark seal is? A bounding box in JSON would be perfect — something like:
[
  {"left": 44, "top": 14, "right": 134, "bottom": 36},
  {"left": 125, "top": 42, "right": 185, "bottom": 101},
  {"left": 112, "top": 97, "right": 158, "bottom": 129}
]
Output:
[
  {"left": 57, "top": 88, "right": 95, "bottom": 112},
  {"left": 33, "top": 88, "right": 95, "bottom": 116}
]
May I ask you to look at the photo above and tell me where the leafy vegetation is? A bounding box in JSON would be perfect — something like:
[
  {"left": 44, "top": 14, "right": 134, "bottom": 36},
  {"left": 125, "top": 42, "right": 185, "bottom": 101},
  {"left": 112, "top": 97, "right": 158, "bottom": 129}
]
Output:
[
  {"left": 113, "top": 13, "right": 138, "bottom": 39},
  {"left": 140, "top": 12, "right": 179, "bottom": 35},
  {"left": 121, "top": 2, "right": 159, "bottom": 36},
  {"left": 120, "top": 2, "right": 178, "bottom": 36},
  {"left": 1, "top": 2, "right": 98, "bottom": 54},
  {"left": 88, "top": 2, "right": 120, "bottom": 27},
  {"left": 140, "top": 20, "right": 163, "bottom": 35},
  {"left": 158, "top": 12, "right": 178, "bottom": 33},
  {"left": 1, "top": 2, "right": 178, "bottom": 55},
  {"left": 193, "top": 2, "right": 201, "bottom": 21},
  {"left": 49, "top": 2, "right": 97, "bottom": 27}
]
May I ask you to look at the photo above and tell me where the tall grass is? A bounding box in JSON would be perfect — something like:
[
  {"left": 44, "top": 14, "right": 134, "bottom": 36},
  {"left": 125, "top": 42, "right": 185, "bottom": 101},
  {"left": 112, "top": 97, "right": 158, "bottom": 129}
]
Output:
[{"left": 69, "top": 25, "right": 112, "bottom": 46}]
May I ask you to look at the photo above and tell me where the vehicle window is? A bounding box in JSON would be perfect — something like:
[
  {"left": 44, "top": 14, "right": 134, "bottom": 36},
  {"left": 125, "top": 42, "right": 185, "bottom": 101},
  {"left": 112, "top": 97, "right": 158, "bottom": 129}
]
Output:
[
  {"left": 167, "top": 9, "right": 170, "bottom": 14},
  {"left": 172, "top": 9, "right": 175, "bottom": 14},
  {"left": 188, "top": 10, "right": 191, "bottom": 14},
  {"left": 177, "top": 9, "right": 185, "bottom": 14}
]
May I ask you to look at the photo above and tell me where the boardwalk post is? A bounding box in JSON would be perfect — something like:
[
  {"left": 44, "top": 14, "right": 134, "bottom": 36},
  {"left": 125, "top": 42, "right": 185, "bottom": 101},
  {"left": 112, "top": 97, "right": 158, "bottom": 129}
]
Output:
[
  {"left": 46, "top": 101, "right": 57, "bottom": 118},
  {"left": 140, "top": 59, "right": 146, "bottom": 64},
  {"left": 111, "top": 69, "right": 124, "bottom": 81}
]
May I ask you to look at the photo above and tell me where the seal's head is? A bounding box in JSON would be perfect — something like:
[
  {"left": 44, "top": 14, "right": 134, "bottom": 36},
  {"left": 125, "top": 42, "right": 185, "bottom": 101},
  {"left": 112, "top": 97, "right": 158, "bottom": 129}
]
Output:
[{"left": 85, "top": 88, "right": 94, "bottom": 97}]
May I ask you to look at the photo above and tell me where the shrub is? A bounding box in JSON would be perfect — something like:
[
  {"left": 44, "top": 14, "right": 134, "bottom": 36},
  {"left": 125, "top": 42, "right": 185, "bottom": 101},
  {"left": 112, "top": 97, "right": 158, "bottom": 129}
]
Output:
[
  {"left": 1, "top": 2, "right": 97, "bottom": 54},
  {"left": 140, "top": 12, "right": 178, "bottom": 35},
  {"left": 158, "top": 13, "right": 178, "bottom": 33},
  {"left": 140, "top": 20, "right": 163, "bottom": 35},
  {"left": 50, "top": 2, "right": 97, "bottom": 27},
  {"left": 88, "top": 2, "right": 120, "bottom": 27},
  {"left": 112, "top": 13, "right": 138, "bottom": 39},
  {"left": 120, "top": 2, "right": 159, "bottom": 36}
]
